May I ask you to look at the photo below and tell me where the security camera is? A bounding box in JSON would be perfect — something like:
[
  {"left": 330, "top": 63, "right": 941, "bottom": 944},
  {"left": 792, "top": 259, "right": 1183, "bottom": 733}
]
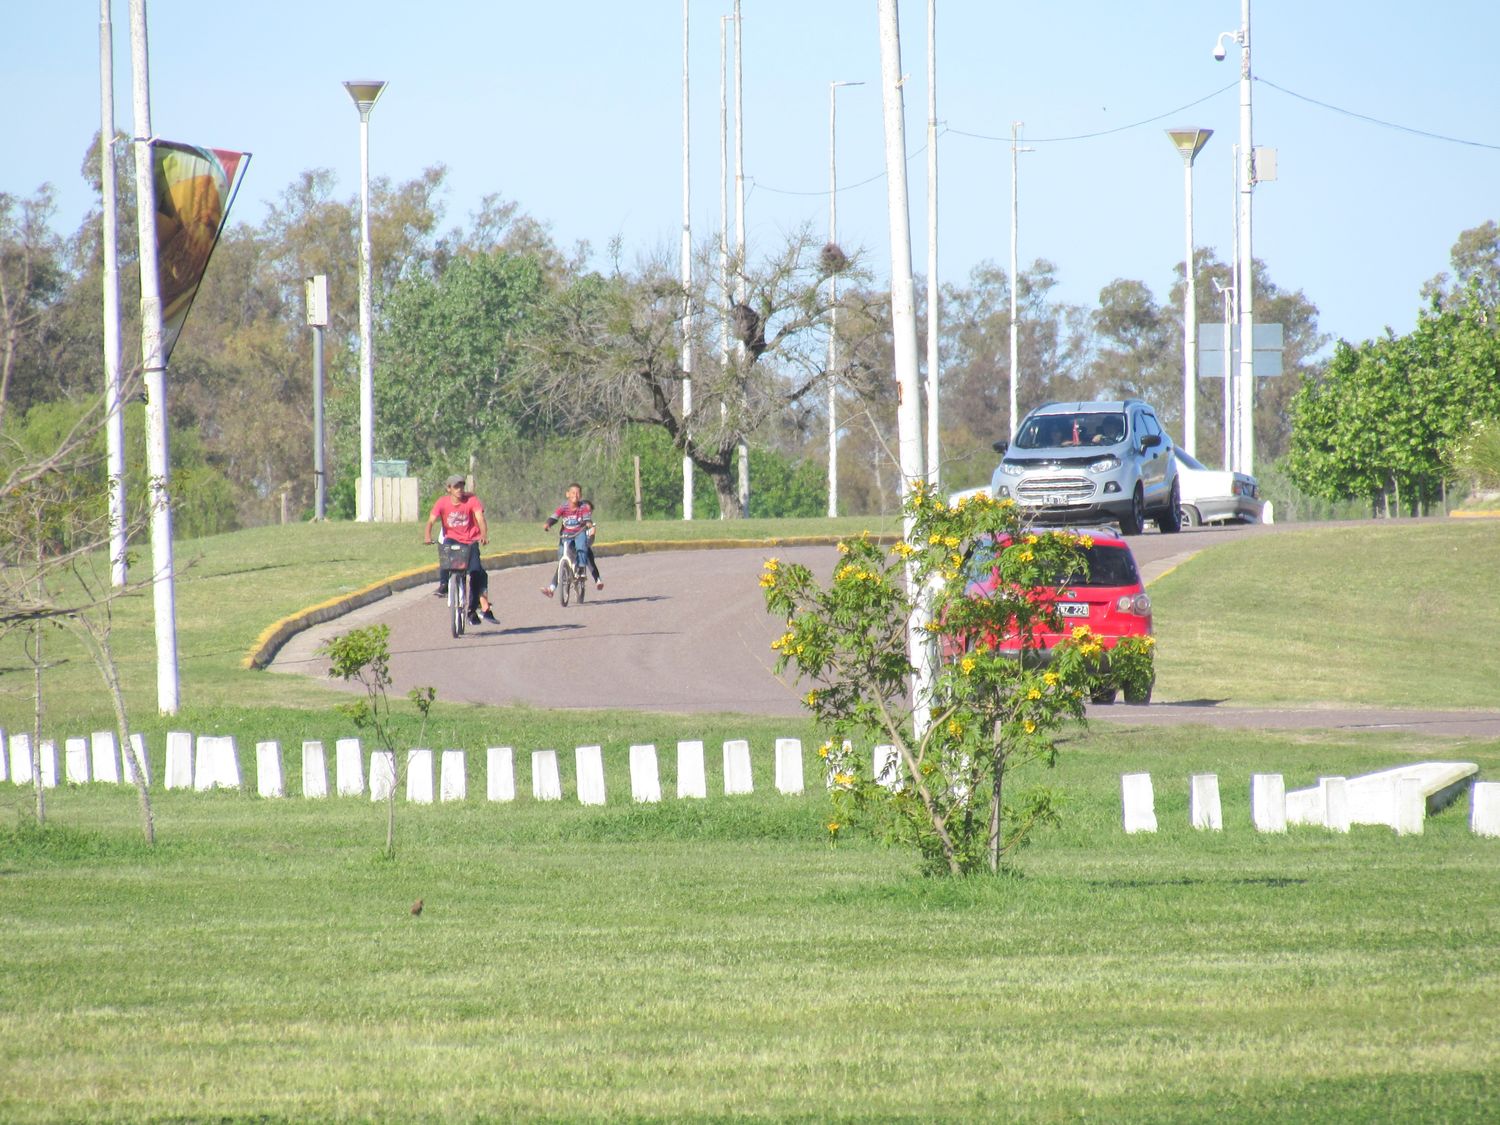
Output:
[{"left": 1212, "top": 43, "right": 1227, "bottom": 61}]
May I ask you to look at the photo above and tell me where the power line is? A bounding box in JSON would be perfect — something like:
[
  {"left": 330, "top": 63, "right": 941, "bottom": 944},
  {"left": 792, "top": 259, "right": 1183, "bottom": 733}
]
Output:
[
  {"left": 1255, "top": 77, "right": 1500, "bottom": 151},
  {"left": 946, "top": 83, "right": 1238, "bottom": 144}
]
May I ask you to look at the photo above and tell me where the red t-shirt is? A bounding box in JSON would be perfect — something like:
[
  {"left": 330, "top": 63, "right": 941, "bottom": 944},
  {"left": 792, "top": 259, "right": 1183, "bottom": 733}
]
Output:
[{"left": 430, "top": 493, "right": 485, "bottom": 544}]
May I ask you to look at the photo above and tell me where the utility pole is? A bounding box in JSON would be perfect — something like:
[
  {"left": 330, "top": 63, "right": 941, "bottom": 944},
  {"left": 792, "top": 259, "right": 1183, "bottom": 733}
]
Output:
[
  {"left": 733, "top": 0, "right": 750, "bottom": 515},
  {"left": 680, "top": 0, "right": 694, "bottom": 520},
  {"left": 924, "top": 0, "right": 940, "bottom": 489},
  {"left": 99, "top": 0, "right": 126, "bottom": 589},
  {"left": 1008, "top": 122, "right": 1032, "bottom": 439},
  {"left": 128, "top": 0, "right": 180, "bottom": 714},
  {"left": 827, "top": 79, "right": 863, "bottom": 518},
  {"left": 877, "top": 0, "right": 932, "bottom": 736}
]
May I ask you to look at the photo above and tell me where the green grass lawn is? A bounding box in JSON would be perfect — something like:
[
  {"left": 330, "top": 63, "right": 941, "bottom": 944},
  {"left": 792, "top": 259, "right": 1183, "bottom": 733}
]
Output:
[{"left": 2, "top": 516, "right": 1499, "bottom": 1121}]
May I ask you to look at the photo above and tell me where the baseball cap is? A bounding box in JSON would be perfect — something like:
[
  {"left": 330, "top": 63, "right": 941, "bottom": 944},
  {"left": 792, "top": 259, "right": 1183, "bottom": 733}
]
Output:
[{"left": 445, "top": 474, "right": 465, "bottom": 488}]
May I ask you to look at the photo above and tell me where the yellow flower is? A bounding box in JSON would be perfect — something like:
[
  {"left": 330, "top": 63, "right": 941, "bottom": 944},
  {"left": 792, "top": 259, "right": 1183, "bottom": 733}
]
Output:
[
  {"left": 1024, "top": 720, "right": 1037, "bottom": 734},
  {"left": 1144, "top": 636, "right": 1157, "bottom": 648},
  {"left": 1071, "top": 625, "right": 1093, "bottom": 640},
  {"left": 836, "top": 565, "right": 857, "bottom": 581},
  {"left": 892, "top": 541, "right": 917, "bottom": 558},
  {"left": 805, "top": 690, "right": 819, "bottom": 706},
  {"left": 763, "top": 557, "right": 780, "bottom": 571},
  {"left": 924, "top": 620, "right": 942, "bottom": 632},
  {"left": 1027, "top": 688, "right": 1041, "bottom": 700},
  {"left": 949, "top": 553, "right": 963, "bottom": 568},
  {"left": 826, "top": 820, "right": 841, "bottom": 834},
  {"left": 943, "top": 535, "right": 960, "bottom": 549},
  {"left": 1043, "top": 672, "right": 1059, "bottom": 686},
  {"left": 1078, "top": 535, "right": 1094, "bottom": 549},
  {"left": 947, "top": 719, "right": 964, "bottom": 738},
  {"left": 1023, "top": 533, "right": 1039, "bottom": 545},
  {"left": 759, "top": 574, "right": 775, "bottom": 588},
  {"left": 960, "top": 657, "right": 976, "bottom": 675},
  {"left": 833, "top": 771, "right": 855, "bottom": 787},
  {"left": 818, "top": 742, "right": 832, "bottom": 758},
  {"left": 837, "top": 541, "right": 851, "bottom": 554},
  {"left": 1016, "top": 549, "right": 1034, "bottom": 563}
]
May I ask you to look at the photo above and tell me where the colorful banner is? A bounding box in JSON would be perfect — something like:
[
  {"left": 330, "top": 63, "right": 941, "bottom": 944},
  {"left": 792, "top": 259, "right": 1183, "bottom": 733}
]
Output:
[{"left": 151, "top": 140, "right": 250, "bottom": 363}]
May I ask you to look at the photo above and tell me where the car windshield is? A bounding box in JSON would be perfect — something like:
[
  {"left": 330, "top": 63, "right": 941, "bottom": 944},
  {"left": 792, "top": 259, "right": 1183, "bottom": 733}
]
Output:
[
  {"left": 1013, "top": 411, "right": 1126, "bottom": 451},
  {"left": 965, "top": 539, "right": 1140, "bottom": 589}
]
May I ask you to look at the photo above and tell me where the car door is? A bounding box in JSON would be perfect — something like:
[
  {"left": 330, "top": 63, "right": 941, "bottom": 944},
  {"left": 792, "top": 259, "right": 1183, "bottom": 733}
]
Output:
[{"left": 1137, "top": 410, "right": 1167, "bottom": 505}]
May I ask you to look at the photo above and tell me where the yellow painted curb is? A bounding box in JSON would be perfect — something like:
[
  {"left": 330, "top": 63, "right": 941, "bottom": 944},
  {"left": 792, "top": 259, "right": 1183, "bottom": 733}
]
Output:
[
  {"left": 1450, "top": 510, "right": 1500, "bottom": 519},
  {"left": 241, "top": 534, "right": 893, "bottom": 671}
]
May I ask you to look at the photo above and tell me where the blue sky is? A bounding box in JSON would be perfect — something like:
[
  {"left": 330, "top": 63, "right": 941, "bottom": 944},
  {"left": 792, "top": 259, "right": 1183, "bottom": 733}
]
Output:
[{"left": 4, "top": 1, "right": 1498, "bottom": 352}]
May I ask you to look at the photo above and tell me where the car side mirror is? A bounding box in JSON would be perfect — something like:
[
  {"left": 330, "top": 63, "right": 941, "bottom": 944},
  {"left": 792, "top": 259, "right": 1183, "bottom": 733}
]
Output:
[
  {"left": 991, "top": 440, "right": 1009, "bottom": 455},
  {"left": 1140, "top": 433, "right": 1162, "bottom": 450}
]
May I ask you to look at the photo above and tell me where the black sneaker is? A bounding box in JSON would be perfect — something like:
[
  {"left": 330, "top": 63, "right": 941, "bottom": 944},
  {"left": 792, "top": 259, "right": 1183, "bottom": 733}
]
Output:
[
  {"left": 481, "top": 609, "right": 498, "bottom": 624},
  {"left": 466, "top": 610, "right": 481, "bottom": 626},
  {"left": 434, "top": 585, "right": 447, "bottom": 597}
]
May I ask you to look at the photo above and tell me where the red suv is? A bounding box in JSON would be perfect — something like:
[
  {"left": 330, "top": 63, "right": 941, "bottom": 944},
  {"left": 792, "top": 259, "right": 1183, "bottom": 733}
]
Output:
[{"left": 941, "top": 530, "right": 1152, "bottom": 702}]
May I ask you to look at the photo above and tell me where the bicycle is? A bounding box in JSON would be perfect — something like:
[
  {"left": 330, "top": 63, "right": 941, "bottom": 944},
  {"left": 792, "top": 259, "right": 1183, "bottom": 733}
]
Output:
[
  {"left": 553, "top": 537, "right": 588, "bottom": 607},
  {"left": 440, "top": 540, "right": 471, "bottom": 637}
]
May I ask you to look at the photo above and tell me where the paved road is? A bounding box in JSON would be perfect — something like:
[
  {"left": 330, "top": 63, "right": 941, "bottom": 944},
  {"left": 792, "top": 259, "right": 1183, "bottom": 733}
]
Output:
[{"left": 269, "top": 523, "right": 1500, "bottom": 737}]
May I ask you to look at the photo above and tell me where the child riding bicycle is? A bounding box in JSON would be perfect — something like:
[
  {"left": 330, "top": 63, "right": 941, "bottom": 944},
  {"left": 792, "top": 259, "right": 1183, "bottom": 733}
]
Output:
[
  {"left": 541, "top": 483, "right": 602, "bottom": 597},
  {"left": 425, "top": 474, "right": 497, "bottom": 625}
]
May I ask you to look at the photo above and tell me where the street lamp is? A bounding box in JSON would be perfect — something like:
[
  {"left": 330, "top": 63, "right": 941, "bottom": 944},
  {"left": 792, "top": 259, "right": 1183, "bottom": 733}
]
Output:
[
  {"left": 827, "top": 78, "right": 863, "bottom": 518},
  {"left": 344, "top": 79, "right": 386, "bottom": 522},
  {"left": 1214, "top": 2, "right": 1254, "bottom": 474},
  {"left": 1166, "top": 127, "right": 1211, "bottom": 458}
]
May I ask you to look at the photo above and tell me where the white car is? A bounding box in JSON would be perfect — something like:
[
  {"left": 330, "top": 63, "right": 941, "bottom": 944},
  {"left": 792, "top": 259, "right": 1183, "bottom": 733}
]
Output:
[{"left": 1173, "top": 449, "right": 1262, "bottom": 526}]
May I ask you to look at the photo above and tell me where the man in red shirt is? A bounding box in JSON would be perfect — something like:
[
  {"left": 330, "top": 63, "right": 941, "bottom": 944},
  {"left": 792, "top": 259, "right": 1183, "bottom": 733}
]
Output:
[{"left": 424, "top": 474, "right": 497, "bottom": 625}]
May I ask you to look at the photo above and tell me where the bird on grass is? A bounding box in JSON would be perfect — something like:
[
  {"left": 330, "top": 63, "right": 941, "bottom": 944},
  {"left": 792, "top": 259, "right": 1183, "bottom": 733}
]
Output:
[{"left": 410, "top": 898, "right": 423, "bottom": 917}]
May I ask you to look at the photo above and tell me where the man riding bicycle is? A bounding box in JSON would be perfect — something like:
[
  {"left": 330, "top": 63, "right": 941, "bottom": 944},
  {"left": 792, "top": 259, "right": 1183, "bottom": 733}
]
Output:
[
  {"left": 424, "top": 474, "right": 497, "bottom": 625},
  {"left": 541, "top": 482, "right": 601, "bottom": 597}
]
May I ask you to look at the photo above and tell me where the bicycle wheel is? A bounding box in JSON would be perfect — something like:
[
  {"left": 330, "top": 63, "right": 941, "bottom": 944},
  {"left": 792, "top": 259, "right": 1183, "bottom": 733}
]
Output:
[
  {"left": 451, "top": 571, "right": 466, "bottom": 637},
  {"left": 576, "top": 566, "right": 587, "bottom": 603},
  {"left": 558, "top": 556, "right": 573, "bottom": 607}
]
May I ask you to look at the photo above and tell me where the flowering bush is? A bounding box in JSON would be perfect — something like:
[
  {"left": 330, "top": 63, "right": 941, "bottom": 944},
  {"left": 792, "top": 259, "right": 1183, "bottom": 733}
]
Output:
[
  {"left": 762, "top": 485, "right": 1106, "bottom": 875},
  {"left": 1107, "top": 634, "right": 1157, "bottom": 704}
]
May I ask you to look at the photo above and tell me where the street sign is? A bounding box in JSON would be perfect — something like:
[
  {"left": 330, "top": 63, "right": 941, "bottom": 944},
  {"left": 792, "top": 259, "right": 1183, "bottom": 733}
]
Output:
[{"left": 1198, "top": 323, "right": 1283, "bottom": 377}]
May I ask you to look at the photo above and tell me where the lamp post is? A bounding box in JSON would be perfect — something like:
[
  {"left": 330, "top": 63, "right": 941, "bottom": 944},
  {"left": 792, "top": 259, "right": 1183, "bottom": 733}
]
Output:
[
  {"left": 306, "top": 275, "right": 329, "bottom": 520},
  {"left": 827, "top": 79, "right": 863, "bottom": 518},
  {"left": 1166, "top": 127, "right": 1211, "bottom": 458},
  {"left": 344, "top": 79, "right": 386, "bottom": 522},
  {"left": 1008, "top": 122, "right": 1032, "bottom": 439},
  {"left": 1215, "top": 1, "right": 1254, "bottom": 474}
]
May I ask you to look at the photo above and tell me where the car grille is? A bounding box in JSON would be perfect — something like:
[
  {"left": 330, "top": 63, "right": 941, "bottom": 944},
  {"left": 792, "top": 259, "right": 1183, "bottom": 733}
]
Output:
[{"left": 1016, "top": 476, "right": 1095, "bottom": 501}]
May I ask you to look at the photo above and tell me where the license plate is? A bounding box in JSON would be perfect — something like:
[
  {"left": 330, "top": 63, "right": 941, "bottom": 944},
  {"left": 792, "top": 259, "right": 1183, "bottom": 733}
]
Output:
[{"left": 1057, "top": 603, "right": 1089, "bottom": 617}]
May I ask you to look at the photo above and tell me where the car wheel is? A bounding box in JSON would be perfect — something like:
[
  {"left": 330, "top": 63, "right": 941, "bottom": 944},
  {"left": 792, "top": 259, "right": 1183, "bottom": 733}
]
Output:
[
  {"left": 1157, "top": 480, "right": 1183, "bottom": 534},
  {"left": 1119, "top": 485, "right": 1145, "bottom": 536},
  {"left": 1181, "top": 503, "right": 1203, "bottom": 528},
  {"left": 1091, "top": 688, "right": 1118, "bottom": 704}
]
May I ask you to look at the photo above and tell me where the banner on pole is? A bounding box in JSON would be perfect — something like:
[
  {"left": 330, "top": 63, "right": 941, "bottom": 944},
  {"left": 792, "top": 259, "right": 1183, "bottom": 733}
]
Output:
[{"left": 151, "top": 141, "right": 250, "bottom": 363}]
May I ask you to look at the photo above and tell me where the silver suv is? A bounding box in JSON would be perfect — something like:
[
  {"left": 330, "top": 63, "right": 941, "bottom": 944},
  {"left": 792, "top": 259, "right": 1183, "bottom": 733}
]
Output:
[{"left": 989, "top": 399, "right": 1182, "bottom": 535}]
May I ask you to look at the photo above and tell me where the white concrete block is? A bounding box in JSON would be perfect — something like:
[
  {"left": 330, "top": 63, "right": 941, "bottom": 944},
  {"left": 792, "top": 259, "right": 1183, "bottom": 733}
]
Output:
[
  {"left": 1190, "top": 773, "right": 1222, "bottom": 831},
  {"left": 532, "top": 750, "right": 562, "bottom": 801},
  {"left": 194, "top": 735, "right": 240, "bottom": 791},
  {"left": 439, "top": 750, "right": 467, "bottom": 802},
  {"left": 369, "top": 751, "right": 396, "bottom": 801},
  {"left": 406, "top": 749, "right": 434, "bottom": 804},
  {"left": 256, "top": 742, "right": 284, "bottom": 798},
  {"left": 38, "top": 740, "right": 58, "bottom": 788},
  {"left": 575, "top": 745, "right": 606, "bottom": 806},
  {"left": 301, "top": 741, "right": 328, "bottom": 799},
  {"left": 676, "top": 740, "right": 706, "bottom": 799},
  {"left": 723, "top": 739, "right": 753, "bottom": 795},
  {"left": 486, "top": 747, "right": 515, "bottom": 802},
  {"left": 10, "top": 732, "right": 33, "bottom": 785},
  {"left": 1121, "top": 772, "right": 1157, "bottom": 834},
  {"left": 1285, "top": 782, "right": 1324, "bottom": 827},
  {"left": 335, "top": 737, "right": 365, "bottom": 797},
  {"left": 775, "top": 738, "right": 805, "bottom": 795},
  {"left": 164, "top": 731, "right": 193, "bottom": 790},
  {"left": 873, "top": 744, "right": 902, "bottom": 791},
  {"left": 629, "top": 744, "right": 661, "bottom": 803},
  {"left": 65, "top": 737, "right": 91, "bottom": 784},
  {"left": 1251, "top": 773, "right": 1287, "bottom": 833},
  {"left": 1344, "top": 762, "right": 1477, "bottom": 827},
  {"left": 124, "top": 734, "right": 150, "bottom": 786},
  {"left": 0, "top": 728, "right": 6, "bottom": 782},
  {"left": 90, "top": 731, "right": 121, "bottom": 783},
  {"left": 1321, "top": 776, "right": 1350, "bottom": 833},
  {"left": 1471, "top": 782, "right": 1500, "bottom": 838},
  {"left": 1395, "top": 776, "right": 1425, "bottom": 836}
]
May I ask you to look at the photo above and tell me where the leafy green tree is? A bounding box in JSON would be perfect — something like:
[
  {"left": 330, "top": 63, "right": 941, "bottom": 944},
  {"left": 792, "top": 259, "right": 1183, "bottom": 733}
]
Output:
[
  {"left": 375, "top": 249, "right": 545, "bottom": 474},
  {"left": 0, "top": 186, "right": 68, "bottom": 427},
  {"left": 1422, "top": 220, "right": 1500, "bottom": 311}
]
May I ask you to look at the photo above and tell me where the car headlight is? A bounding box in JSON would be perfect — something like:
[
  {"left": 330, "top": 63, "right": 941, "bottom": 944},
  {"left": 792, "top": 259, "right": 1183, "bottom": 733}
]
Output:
[
  {"left": 1087, "top": 456, "right": 1121, "bottom": 474},
  {"left": 1000, "top": 462, "right": 1025, "bottom": 476}
]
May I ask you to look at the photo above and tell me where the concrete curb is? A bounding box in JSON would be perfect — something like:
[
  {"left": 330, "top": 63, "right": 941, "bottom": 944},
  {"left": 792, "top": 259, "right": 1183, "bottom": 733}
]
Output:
[
  {"left": 242, "top": 534, "right": 891, "bottom": 671},
  {"left": 1450, "top": 510, "right": 1500, "bottom": 519}
]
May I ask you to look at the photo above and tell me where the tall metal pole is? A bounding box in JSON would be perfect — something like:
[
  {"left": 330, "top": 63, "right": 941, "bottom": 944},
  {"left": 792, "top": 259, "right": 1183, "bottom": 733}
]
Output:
[
  {"left": 719, "top": 14, "right": 731, "bottom": 520},
  {"left": 924, "top": 0, "right": 940, "bottom": 489},
  {"left": 313, "top": 323, "right": 326, "bottom": 519},
  {"left": 733, "top": 0, "right": 750, "bottom": 514},
  {"left": 1236, "top": 0, "right": 1255, "bottom": 476},
  {"left": 128, "top": 0, "right": 179, "bottom": 714},
  {"left": 1008, "top": 123, "right": 1029, "bottom": 439},
  {"left": 827, "top": 80, "right": 863, "bottom": 518},
  {"left": 877, "top": 0, "right": 932, "bottom": 736},
  {"left": 1167, "top": 128, "right": 1211, "bottom": 458},
  {"left": 1228, "top": 141, "right": 1240, "bottom": 470},
  {"left": 345, "top": 81, "right": 385, "bottom": 521},
  {"left": 100, "top": 0, "right": 126, "bottom": 589},
  {"left": 680, "top": 0, "right": 694, "bottom": 520}
]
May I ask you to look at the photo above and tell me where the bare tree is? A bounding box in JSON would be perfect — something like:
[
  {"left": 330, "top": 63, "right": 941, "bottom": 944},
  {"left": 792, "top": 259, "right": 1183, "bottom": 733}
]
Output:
[{"left": 523, "top": 228, "right": 879, "bottom": 517}]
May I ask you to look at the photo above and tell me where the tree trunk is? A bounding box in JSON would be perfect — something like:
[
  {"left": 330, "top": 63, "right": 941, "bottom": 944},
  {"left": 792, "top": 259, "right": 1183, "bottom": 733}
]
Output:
[
  {"left": 987, "top": 733, "right": 1005, "bottom": 873},
  {"left": 68, "top": 618, "right": 155, "bottom": 846},
  {"left": 30, "top": 624, "right": 45, "bottom": 826},
  {"left": 710, "top": 465, "right": 744, "bottom": 518}
]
